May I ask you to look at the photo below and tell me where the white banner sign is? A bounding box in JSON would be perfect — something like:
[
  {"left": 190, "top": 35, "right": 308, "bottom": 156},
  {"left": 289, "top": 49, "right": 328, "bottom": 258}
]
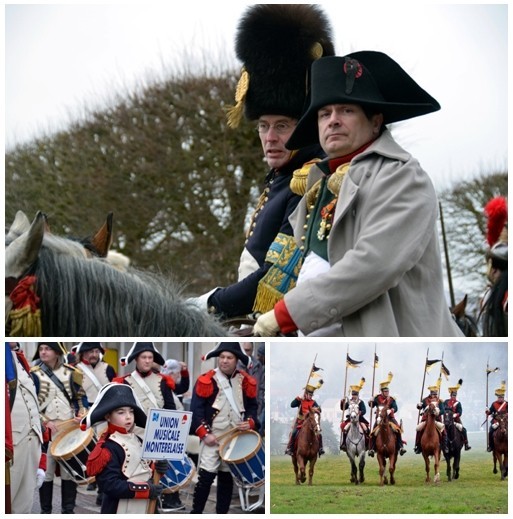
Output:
[{"left": 141, "top": 408, "right": 193, "bottom": 460}]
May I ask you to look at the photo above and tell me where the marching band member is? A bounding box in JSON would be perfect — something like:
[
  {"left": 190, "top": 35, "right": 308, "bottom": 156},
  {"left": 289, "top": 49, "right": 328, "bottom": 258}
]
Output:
[
  {"left": 189, "top": 342, "right": 259, "bottom": 514},
  {"left": 83, "top": 383, "right": 167, "bottom": 513},
  {"left": 30, "top": 342, "right": 87, "bottom": 513}
]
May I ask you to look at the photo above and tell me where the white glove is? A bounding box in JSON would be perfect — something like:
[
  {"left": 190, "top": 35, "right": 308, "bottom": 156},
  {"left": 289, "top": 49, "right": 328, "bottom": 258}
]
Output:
[
  {"left": 36, "top": 468, "right": 45, "bottom": 489},
  {"left": 253, "top": 310, "right": 280, "bottom": 336},
  {"left": 187, "top": 287, "right": 220, "bottom": 312}
]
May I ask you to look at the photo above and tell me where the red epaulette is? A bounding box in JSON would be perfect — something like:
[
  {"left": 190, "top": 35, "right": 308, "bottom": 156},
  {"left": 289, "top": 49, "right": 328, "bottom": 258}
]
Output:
[
  {"left": 160, "top": 373, "right": 176, "bottom": 391},
  {"left": 241, "top": 371, "right": 257, "bottom": 399},
  {"left": 195, "top": 370, "right": 216, "bottom": 398},
  {"left": 86, "top": 437, "right": 112, "bottom": 477}
]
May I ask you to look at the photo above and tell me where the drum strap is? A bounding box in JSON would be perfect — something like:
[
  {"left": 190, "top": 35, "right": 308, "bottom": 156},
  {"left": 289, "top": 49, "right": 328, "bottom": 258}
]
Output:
[
  {"left": 77, "top": 362, "right": 103, "bottom": 392},
  {"left": 37, "top": 361, "right": 73, "bottom": 405},
  {"left": 131, "top": 371, "right": 158, "bottom": 408},
  {"left": 215, "top": 369, "right": 242, "bottom": 420}
]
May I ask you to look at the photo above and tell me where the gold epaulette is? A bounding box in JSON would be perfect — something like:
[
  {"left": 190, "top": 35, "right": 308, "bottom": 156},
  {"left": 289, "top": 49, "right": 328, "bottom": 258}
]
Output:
[{"left": 290, "top": 159, "right": 321, "bottom": 196}]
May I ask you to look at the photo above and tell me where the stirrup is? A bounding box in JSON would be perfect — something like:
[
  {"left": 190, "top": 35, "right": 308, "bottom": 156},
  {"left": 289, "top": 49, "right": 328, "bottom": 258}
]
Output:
[
  {"left": 367, "top": 450, "right": 375, "bottom": 457},
  {"left": 399, "top": 448, "right": 406, "bottom": 456}
]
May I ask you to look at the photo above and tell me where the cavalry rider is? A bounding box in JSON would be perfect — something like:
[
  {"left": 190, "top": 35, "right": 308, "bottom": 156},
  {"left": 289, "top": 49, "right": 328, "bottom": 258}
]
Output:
[
  {"left": 367, "top": 372, "right": 406, "bottom": 457},
  {"left": 444, "top": 379, "right": 472, "bottom": 451},
  {"left": 486, "top": 381, "right": 508, "bottom": 452},
  {"left": 414, "top": 380, "right": 448, "bottom": 454},
  {"left": 285, "top": 384, "right": 325, "bottom": 457},
  {"left": 340, "top": 378, "right": 369, "bottom": 452}
]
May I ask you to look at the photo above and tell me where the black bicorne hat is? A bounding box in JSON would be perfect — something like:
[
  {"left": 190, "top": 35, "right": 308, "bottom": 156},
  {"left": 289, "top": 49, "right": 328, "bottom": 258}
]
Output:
[
  {"left": 121, "top": 342, "right": 165, "bottom": 367},
  {"left": 203, "top": 342, "right": 250, "bottom": 367},
  {"left": 72, "top": 342, "right": 105, "bottom": 355},
  {"left": 33, "top": 342, "right": 67, "bottom": 360},
  {"left": 286, "top": 51, "right": 441, "bottom": 150},
  {"left": 80, "top": 382, "right": 147, "bottom": 430},
  {"left": 226, "top": 4, "right": 335, "bottom": 129}
]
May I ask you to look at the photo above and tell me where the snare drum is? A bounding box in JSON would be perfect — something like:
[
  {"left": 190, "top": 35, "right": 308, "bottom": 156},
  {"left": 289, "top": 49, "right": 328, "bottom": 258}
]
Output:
[
  {"left": 160, "top": 455, "right": 196, "bottom": 494},
  {"left": 219, "top": 430, "right": 265, "bottom": 487},
  {"left": 50, "top": 425, "right": 97, "bottom": 485}
]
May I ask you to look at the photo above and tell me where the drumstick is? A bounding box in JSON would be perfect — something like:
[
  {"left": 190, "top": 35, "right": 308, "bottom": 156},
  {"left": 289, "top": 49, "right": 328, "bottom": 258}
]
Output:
[{"left": 215, "top": 427, "right": 240, "bottom": 442}]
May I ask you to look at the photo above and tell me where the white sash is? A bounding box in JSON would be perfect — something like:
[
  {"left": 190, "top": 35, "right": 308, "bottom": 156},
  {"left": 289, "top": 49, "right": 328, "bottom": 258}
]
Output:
[
  {"left": 215, "top": 369, "right": 242, "bottom": 420},
  {"left": 77, "top": 362, "right": 103, "bottom": 392},
  {"left": 131, "top": 371, "right": 158, "bottom": 408}
]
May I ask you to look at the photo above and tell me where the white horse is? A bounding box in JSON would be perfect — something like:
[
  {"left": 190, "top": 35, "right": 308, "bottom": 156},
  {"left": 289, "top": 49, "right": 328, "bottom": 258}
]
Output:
[{"left": 345, "top": 402, "right": 367, "bottom": 484}]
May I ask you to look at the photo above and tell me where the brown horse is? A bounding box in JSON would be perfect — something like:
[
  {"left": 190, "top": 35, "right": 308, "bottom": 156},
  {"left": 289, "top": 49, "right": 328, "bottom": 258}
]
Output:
[
  {"left": 292, "top": 408, "right": 320, "bottom": 485},
  {"left": 492, "top": 413, "right": 508, "bottom": 480},
  {"left": 374, "top": 404, "right": 398, "bottom": 486},
  {"left": 420, "top": 402, "right": 442, "bottom": 483}
]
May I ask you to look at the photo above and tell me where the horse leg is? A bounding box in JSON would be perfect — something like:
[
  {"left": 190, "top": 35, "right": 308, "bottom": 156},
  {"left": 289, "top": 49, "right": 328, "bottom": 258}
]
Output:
[
  {"left": 446, "top": 455, "right": 452, "bottom": 482},
  {"left": 308, "top": 458, "right": 316, "bottom": 486},
  {"left": 292, "top": 455, "right": 300, "bottom": 485},
  {"left": 493, "top": 452, "right": 498, "bottom": 474},
  {"left": 454, "top": 452, "right": 460, "bottom": 480},
  {"left": 423, "top": 454, "right": 431, "bottom": 483},
  {"left": 350, "top": 458, "right": 357, "bottom": 484},
  {"left": 359, "top": 455, "right": 365, "bottom": 484},
  {"left": 499, "top": 453, "right": 506, "bottom": 481},
  {"left": 434, "top": 451, "right": 441, "bottom": 484},
  {"left": 389, "top": 454, "right": 396, "bottom": 485},
  {"left": 298, "top": 455, "right": 306, "bottom": 484},
  {"left": 377, "top": 455, "right": 386, "bottom": 486}
]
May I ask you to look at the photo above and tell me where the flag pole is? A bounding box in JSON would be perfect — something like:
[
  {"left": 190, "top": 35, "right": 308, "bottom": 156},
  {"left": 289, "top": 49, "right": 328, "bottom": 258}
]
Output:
[
  {"left": 369, "top": 344, "right": 377, "bottom": 435},
  {"left": 417, "top": 348, "right": 429, "bottom": 425}
]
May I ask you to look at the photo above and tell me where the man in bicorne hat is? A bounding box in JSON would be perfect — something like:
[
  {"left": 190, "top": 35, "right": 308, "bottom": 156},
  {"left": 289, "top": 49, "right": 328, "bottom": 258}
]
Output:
[
  {"left": 189, "top": 342, "right": 259, "bottom": 514},
  {"left": 73, "top": 342, "right": 116, "bottom": 407},
  {"left": 194, "top": 4, "right": 335, "bottom": 319},
  {"left": 367, "top": 372, "right": 406, "bottom": 457},
  {"left": 339, "top": 378, "right": 369, "bottom": 452},
  {"left": 285, "top": 384, "right": 325, "bottom": 457},
  {"left": 30, "top": 342, "right": 88, "bottom": 514},
  {"left": 73, "top": 342, "right": 117, "bottom": 497},
  {"left": 444, "top": 379, "right": 471, "bottom": 451},
  {"left": 485, "top": 381, "right": 508, "bottom": 452},
  {"left": 253, "top": 51, "right": 463, "bottom": 337},
  {"left": 415, "top": 380, "right": 448, "bottom": 454}
]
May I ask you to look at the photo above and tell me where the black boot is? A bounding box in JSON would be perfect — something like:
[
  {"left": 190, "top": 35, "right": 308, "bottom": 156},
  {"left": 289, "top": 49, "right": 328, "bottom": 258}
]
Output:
[
  {"left": 285, "top": 434, "right": 294, "bottom": 456},
  {"left": 441, "top": 433, "right": 449, "bottom": 454},
  {"left": 414, "top": 430, "right": 422, "bottom": 454},
  {"left": 487, "top": 430, "right": 494, "bottom": 452},
  {"left": 190, "top": 469, "right": 216, "bottom": 514},
  {"left": 397, "top": 435, "right": 406, "bottom": 456},
  {"left": 61, "top": 479, "right": 77, "bottom": 513},
  {"left": 340, "top": 431, "right": 347, "bottom": 452},
  {"left": 216, "top": 471, "right": 233, "bottom": 514},
  {"left": 368, "top": 434, "right": 375, "bottom": 457},
  {"left": 318, "top": 435, "right": 325, "bottom": 457},
  {"left": 39, "top": 481, "right": 53, "bottom": 513},
  {"left": 463, "top": 428, "right": 471, "bottom": 450}
]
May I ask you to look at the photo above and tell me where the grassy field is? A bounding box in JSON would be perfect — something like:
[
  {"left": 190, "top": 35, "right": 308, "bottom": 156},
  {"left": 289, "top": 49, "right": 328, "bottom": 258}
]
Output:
[{"left": 270, "top": 448, "right": 508, "bottom": 514}]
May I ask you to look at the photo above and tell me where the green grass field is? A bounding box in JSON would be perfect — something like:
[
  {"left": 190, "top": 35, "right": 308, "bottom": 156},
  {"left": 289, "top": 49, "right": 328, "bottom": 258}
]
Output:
[{"left": 270, "top": 449, "right": 507, "bottom": 514}]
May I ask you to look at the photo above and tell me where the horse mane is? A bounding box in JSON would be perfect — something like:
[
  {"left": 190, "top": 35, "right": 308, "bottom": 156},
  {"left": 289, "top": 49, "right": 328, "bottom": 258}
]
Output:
[{"left": 34, "top": 236, "right": 226, "bottom": 336}]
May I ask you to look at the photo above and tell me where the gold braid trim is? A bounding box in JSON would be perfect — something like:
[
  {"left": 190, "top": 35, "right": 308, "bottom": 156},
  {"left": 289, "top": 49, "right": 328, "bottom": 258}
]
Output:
[
  {"left": 305, "top": 163, "right": 351, "bottom": 211},
  {"left": 8, "top": 306, "right": 42, "bottom": 336},
  {"left": 225, "top": 68, "right": 250, "bottom": 129}
]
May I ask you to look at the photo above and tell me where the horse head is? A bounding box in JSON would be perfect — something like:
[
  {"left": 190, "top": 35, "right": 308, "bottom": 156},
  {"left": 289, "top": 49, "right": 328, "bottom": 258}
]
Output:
[
  {"left": 349, "top": 402, "right": 360, "bottom": 424},
  {"left": 451, "top": 294, "right": 480, "bottom": 337}
]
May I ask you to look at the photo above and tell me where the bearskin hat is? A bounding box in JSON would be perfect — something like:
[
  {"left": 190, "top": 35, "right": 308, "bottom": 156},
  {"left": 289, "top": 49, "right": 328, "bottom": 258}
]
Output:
[{"left": 227, "top": 4, "right": 335, "bottom": 128}]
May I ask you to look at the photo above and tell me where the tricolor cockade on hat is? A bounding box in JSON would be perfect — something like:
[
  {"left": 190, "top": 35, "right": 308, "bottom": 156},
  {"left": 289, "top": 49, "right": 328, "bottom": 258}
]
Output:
[
  {"left": 287, "top": 50, "right": 441, "bottom": 150},
  {"left": 120, "top": 342, "right": 165, "bottom": 367},
  {"left": 226, "top": 4, "right": 335, "bottom": 129},
  {"left": 80, "top": 382, "right": 146, "bottom": 430}
]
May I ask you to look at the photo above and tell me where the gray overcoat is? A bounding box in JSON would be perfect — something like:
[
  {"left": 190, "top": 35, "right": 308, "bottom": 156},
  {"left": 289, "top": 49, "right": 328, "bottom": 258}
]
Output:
[{"left": 285, "top": 129, "right": 463, "bottom": 337}]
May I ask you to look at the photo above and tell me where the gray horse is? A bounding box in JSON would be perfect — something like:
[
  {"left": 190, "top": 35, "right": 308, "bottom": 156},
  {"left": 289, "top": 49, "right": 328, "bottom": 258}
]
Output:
[{"left": 345, "top": 402, "right": 367, "bottom": 484}]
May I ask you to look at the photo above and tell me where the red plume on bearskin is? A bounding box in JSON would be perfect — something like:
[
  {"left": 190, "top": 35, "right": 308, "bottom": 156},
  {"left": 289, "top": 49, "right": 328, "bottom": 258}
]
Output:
[{"left": 484, "top": 196, "right": 507, "bottom": 246}]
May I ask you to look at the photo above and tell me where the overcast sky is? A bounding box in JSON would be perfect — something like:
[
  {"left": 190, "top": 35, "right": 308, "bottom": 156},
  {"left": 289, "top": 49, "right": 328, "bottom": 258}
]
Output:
[
  {"left": 269, "top": 340, "right": 507, "bottom": 440},
  {"left": 4, "top": 2, "right": 508, "bottom": 190}
]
